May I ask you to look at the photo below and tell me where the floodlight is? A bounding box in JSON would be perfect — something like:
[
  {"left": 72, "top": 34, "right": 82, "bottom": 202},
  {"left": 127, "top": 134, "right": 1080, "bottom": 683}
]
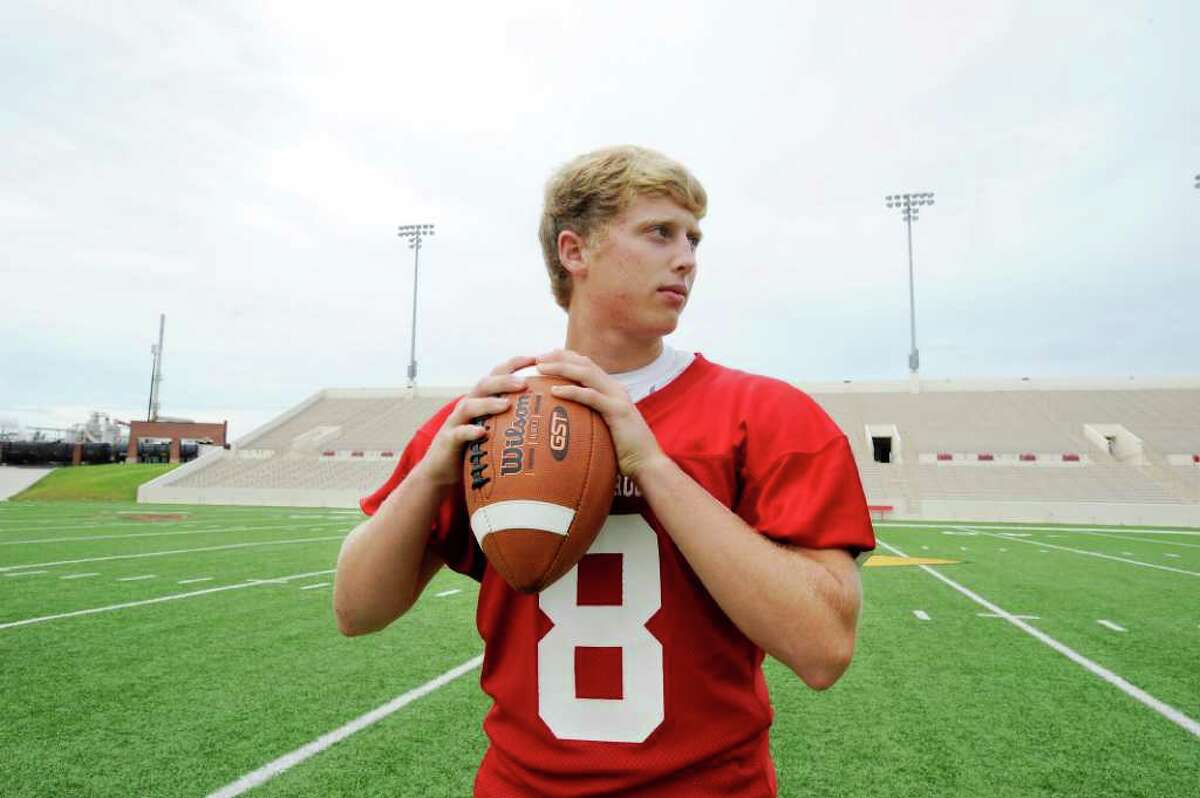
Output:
[
  {"left": 884, "top": 190, "right": 936, "bottom": 376},
  {"left": 397, "top": 222, "right": 436, "bottom": 387}
]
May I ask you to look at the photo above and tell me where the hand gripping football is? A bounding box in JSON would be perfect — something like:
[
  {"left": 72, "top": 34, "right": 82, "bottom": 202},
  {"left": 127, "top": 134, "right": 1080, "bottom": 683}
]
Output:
[{"left": 463, "top": 375, "right": 617, "bottom": 593}]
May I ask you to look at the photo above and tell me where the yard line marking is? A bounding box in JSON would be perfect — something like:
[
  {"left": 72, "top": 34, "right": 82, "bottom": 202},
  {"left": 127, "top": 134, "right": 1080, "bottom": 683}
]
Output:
[
  {"left": 0, "top": 522, "right": 348, "bottom": 546},
  {"left": 963, "top": 529, "right": 1200, "bottom": 578},
  {"left": 1097, "top": 620, "right": 1127, "bottom": 632},
  {"left": 299, "top": 582, "right": 330, "bottom": 591},
  {"left": 0, "top": 569, "right": 334, "bottom": 630},
  {"left": 435, "top": 589, "right": 461, "bottom": 598},
  {"left": 921, "top": 545, "right": 930, "bottom": 550},
  {"left": 116, "top": 575, "right": 156, "bottom": 582},
  {"left": 178, "top": 577, "right": 213, "bottom": 585},
  {"left": 206, "top": 655, "right": 484, "bottom": 798},
  {"left": 1058, "top": 530, "right": 1200, "bottom": 550},
  {"left": 61, "top": 573, "right": 100, "bottom": 580},
  {"left": 913, "top": 610, "right": 931, "bottom": 621},
  {"left": 1164, "top": 553, "right": 1181, "bottom": 559},
  {"left": 978, "top": 613, "right": 1040, "bottom": 620},
  {"left": 875, "top": 521, "right": 1200, "bottom": 536},
  {"left": 877, "top": 539, "right": 1200, "bottom": 738},
  {"left": 999, "top": 548, "right": 1008, "bottom": 552},
  {"left": 0, "top": 535, "right": 345, "bottom": 573},
  {"left": 4, "top": 570, "right": 48, "bottom": 577}
]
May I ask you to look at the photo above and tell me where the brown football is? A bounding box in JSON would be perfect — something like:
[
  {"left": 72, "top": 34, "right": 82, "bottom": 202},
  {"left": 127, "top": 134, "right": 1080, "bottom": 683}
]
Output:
[{"left": 463, "top": 375, "right": 617, "bottom": 593}]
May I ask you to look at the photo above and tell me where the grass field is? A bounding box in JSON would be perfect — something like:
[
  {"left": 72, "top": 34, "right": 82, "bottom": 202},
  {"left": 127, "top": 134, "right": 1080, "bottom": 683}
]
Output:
[
  {"left": 1, "top": 501, "right": 1196, "bottom": 797},
  {"left": 8, "top": 463, "right": 179, "bottom": 502}
]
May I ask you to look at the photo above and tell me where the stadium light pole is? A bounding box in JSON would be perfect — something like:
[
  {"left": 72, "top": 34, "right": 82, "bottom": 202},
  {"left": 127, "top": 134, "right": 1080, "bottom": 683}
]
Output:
[
  {"left": 397, "top": 223, "right": 435, "bottom": 388},
  {"left": 884, "top": 192, "right": 935, "bottom": 375}
]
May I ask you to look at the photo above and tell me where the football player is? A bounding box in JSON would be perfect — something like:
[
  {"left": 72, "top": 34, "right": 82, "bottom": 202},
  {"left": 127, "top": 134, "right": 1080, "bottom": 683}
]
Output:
[{"left": 334, "top": 145, "right": 876, "bottom": 796}]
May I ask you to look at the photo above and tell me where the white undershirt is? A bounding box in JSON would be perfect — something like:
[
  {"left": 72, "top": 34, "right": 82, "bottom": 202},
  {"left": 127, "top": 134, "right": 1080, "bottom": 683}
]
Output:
[{"left": 610, "top": 346, "right": 695, "bottom": 403}]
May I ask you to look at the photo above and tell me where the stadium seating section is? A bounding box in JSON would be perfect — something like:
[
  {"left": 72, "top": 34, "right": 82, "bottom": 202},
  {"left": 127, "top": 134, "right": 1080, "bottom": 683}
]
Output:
[{"left": 139, "top": 383, "right": 1200, "bottom": 522}]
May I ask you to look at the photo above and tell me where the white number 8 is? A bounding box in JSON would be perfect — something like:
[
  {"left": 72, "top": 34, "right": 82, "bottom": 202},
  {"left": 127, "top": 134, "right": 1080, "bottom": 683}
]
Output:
[{"left": 537, "top": 514, "right": 663, "bottom": 743}]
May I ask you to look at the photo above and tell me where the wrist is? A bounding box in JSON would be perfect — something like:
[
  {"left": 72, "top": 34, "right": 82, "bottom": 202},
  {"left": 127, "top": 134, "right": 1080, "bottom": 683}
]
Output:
[
  {"left": 627, "top": 449, "right": 675, "bottom": 485},
  {"left": 409, "top": 458, "right": 457, "bottom": 492}
]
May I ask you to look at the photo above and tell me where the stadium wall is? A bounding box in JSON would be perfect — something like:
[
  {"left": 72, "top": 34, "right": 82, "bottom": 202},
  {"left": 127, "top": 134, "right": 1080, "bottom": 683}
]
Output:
[{"left": 905, "top": 499, "right": 1199, "bottom": 527}]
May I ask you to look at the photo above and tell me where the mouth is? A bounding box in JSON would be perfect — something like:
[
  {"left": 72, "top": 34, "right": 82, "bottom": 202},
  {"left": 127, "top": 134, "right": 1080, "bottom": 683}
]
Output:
[{"left": 657, "top": 285, "right": 688, "bottom": 299}]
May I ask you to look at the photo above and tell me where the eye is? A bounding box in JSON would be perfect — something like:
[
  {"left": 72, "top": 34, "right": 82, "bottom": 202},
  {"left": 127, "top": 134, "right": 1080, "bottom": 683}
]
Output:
[
  {"left": 687, "top": 234, "right": 701, "bottom": 250},
  {"left": 652, "top": 224, "right": 671, "bottom": 239}
]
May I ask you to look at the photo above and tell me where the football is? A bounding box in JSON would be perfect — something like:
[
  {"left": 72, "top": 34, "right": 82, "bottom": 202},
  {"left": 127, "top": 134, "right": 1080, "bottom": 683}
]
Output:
[{"left": 463, "top": 375, "right": 617, "bottom": 593}]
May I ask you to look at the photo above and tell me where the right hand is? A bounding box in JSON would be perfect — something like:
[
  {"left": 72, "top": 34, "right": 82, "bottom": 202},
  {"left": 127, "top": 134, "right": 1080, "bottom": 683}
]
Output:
[{"left": 415, "top": 355, "right": 537, "bottom": 487}]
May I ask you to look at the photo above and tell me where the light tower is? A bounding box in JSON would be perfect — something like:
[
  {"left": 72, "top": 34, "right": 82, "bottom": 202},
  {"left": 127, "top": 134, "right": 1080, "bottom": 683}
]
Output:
[
  {"left": 146, "top": 314, "right": 165, "bottom": 421},
  {"left": 884, "top": 192, "right": 935, "bottom": 375},
  {"left": 397, "top": 223, "right": 435, "bottom": 388}
]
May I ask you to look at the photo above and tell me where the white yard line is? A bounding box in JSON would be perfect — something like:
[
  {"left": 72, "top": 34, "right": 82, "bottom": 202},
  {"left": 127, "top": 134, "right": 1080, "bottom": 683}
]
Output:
[
  {"left": 299, "top": 582, "right": 330, "bottom": 591},
  {"left": 875, "top": 521, "right": 1200, "bottom": 536},
  {"left": 4, "top": 570, "right": 48, "bottom": 577},
  {"left": 1097, "top": 620, "right": 1127, "bottom": 633},
  {"left": 0, "top": 569, "right": 334, "bottom": 630},
  {"left": 116, "top": 575, "right": 156, "bottom": 582},
  {"left": 178, "top": 577, "right": 214, "bottom": 585},
  {"left": 0, "top": 536, "right": 345, "bottom": 573},
  {"left": 979, "top": 613, "right": 1040, "bottom": 620},
  {"left": 61, "top": 573, "right": 100, "bottom": 580},
  {"left": 1054, "top": 529, "right": 1200, "bottom": 550},
  {"left": 435, "top": 589, "right": 462, "bottom": 598},
  {"left": 206, "top": 655, "right": 484, "bottom": 798},
  {"left": 913, "top": 610, "right": 931, "bottom": 621},
  {"left": 962, "top": 528, "right": 1200, "bottom": 578},
  {"left": 877, "top": 538, "right": 1200, "bottom": 738},
  {"left": 0, "top": 522, "right": 347, "bottom": 546}
]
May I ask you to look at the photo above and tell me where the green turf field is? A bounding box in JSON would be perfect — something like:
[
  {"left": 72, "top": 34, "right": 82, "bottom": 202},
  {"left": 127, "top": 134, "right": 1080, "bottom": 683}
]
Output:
[
  {"left": 1, "top": 502, "right": 1196, "bottom": 797},
  {"left": 8, "top": 463, "right": 179, "bottom": 502}
]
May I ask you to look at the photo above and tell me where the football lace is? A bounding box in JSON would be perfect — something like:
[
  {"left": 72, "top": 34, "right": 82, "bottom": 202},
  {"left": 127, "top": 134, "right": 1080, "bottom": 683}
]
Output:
[{"left": 468, "top": 416, "right": 490, "bottom": 489}]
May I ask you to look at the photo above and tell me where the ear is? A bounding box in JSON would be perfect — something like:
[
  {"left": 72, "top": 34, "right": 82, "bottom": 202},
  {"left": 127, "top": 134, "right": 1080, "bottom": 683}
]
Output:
[{"left": 557, "top": 229, "right": 588, "bottom": 278}]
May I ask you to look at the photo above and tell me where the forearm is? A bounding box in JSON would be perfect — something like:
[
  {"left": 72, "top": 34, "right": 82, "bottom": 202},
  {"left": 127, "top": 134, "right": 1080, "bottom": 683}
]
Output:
[
  {"left": 333, "top": 463, "right": 445, "bottom": 636},
  {"left": 635, "top": 455, "right": 860, "bottom": 689}
]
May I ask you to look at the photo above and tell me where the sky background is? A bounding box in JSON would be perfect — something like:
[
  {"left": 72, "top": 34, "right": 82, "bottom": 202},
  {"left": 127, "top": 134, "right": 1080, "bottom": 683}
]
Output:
[{"left": 2, "top": 1, "right": 1197, "bottom": 440}]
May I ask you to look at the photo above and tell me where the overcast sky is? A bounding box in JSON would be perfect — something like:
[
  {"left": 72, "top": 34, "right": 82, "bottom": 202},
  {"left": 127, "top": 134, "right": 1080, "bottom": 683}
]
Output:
[{"left": 2, "top": 1, "right": 1197, "bottom": 439}]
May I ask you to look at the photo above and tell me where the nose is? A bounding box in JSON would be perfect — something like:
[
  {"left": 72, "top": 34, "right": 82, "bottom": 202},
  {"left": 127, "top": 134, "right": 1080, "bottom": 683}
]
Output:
[{"left": 673, "top": 239, "right": 696, "bottom": 278}]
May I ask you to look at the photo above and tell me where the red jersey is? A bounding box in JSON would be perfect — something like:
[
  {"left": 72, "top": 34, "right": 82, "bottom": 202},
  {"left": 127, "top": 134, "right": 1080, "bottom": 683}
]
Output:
[{"left": 361, "top": 355, "right": 875, "bottom": 797}]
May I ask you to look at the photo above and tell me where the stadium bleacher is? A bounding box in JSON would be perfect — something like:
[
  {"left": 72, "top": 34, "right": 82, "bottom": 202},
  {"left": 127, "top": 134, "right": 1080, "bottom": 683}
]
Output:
[{"left": 138, "top": 378, "right": 1200, "bottom": 524}]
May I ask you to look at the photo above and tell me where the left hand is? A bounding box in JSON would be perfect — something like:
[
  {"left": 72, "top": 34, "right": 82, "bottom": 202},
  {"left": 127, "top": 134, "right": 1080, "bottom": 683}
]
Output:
[{"left": 535, "top": 349, "right": 666, "bottom": 478}]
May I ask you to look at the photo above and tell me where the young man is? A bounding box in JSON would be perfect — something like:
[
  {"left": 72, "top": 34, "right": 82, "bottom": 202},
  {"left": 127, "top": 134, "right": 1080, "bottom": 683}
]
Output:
[{"left": 334, "top": 146, "right": 875, "bottom": 796}]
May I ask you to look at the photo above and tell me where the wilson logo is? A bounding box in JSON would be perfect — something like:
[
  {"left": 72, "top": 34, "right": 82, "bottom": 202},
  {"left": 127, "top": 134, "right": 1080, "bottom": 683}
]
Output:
[
  {"left": 549, "top": 406, "right": 570, "bottom": 461},
  {"left": 500, "top": 394, "right": 532, "bottom": 476}
]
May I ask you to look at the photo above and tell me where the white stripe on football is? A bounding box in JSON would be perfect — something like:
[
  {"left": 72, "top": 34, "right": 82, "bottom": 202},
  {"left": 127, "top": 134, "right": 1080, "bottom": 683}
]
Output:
[{"left": 470, "top": 500, "right": 576, "bottom": 545}]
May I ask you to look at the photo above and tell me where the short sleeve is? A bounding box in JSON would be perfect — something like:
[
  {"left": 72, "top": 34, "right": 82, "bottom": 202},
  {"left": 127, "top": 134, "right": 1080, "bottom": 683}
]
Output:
[
  {"left": 734, "top": 387, "right": 876, "bottom": 558},
  {"left": 358, "top": 398, "right": 486, "bottom": 581}
]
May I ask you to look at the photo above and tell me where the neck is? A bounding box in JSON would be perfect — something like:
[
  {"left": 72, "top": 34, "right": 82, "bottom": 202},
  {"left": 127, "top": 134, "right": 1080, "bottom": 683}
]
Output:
[{"left": 564, "top": 304, "right": 665, "bottom": 374}]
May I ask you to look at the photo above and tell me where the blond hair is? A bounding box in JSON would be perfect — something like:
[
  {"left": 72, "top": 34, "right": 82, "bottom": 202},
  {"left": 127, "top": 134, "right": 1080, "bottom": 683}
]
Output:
[{"left": 539, "top": 145, "right": 707, "bottom": 310}]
